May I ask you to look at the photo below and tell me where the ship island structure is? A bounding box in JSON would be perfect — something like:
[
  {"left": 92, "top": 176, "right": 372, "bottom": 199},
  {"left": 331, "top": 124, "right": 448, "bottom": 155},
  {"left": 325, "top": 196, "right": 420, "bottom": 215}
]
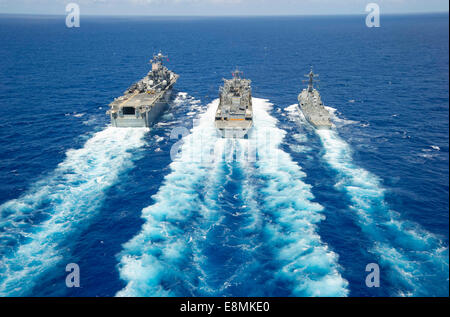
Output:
[
  {"left": 107, "top": 52, "right": 179, "bottom": 127},
  {"left": 215, "top": 69, "right": 253, "bottom": 138},
  {"left": 297, "top": 68, "right": 332, "bottom": 129}
]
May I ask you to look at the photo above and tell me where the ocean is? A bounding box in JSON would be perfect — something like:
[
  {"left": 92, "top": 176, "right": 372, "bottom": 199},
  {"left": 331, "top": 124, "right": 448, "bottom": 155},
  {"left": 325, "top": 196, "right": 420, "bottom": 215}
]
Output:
[{"left": 0, "top": 13, "right": 448, "bottom": 297}]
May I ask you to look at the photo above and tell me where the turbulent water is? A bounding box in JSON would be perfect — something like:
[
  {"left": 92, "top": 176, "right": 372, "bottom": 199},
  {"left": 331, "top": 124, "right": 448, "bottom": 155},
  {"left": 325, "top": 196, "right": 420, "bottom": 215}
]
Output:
[
  {"left": 0, "top": 14, "right": 448, "bottom": 296},
  {"left": 317, "top": 128, "right": 448, "bottom": 297},
  {"left": 287, "top": 105, "right": 449, "bottom": 296},
  {"left": 117, "top": 99, "right": 349, "bottom": 297},
  {"left": 0, "top": 127, "right": 147, "bottom": 295}
]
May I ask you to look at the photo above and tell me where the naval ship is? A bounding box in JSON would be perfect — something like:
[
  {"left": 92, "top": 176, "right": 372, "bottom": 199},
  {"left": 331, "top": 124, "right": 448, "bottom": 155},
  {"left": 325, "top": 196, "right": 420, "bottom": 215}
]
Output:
[
  {"left": 215, "top": 69, "right": 253, "bottom": 138},
  {"left": 107, "top": 52, "right": 179, "bottom": 127},
  {"left": 297, "top": 68, "right": 332, "bottom": 129}
]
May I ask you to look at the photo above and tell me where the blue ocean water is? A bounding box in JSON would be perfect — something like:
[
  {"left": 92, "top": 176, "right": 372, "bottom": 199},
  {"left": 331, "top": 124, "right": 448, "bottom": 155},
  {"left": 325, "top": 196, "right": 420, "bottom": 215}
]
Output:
[{"left": 0, "top": 14, "right": 448, "bottom": 297}]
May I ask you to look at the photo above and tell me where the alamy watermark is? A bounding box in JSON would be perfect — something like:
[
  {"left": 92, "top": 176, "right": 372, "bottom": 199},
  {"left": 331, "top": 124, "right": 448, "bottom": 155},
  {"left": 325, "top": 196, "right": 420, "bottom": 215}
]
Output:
[
  {"left": 65, "top": 263, "right": 80, "bottom": 288},
  {"left": 65, "top": 3, "right": 80, "bottom": 28},
  {"left": 168, "top": 119, "right": 278, "bottom": 165},
  {"left": 365, "top": 263, "right": 380, "bottom": 287},
  {"left": 365, "top": 3, "right": 380, "bottom": 27}
]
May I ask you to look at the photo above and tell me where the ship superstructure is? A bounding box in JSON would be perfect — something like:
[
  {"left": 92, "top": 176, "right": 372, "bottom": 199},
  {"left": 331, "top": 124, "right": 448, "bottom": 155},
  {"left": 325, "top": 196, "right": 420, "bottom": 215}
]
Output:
[
  {"left": 297, "top": 68, "right": 332, "bottom": 129},
  {"left": 107, "top": 52, "right": 179, "bottom": 127},
  {"left": 215, "top": 69, "right": 253, "bottom": 138}
]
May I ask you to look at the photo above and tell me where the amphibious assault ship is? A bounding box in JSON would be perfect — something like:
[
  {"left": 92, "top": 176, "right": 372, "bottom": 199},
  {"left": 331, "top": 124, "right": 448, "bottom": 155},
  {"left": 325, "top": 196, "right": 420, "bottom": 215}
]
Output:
[
  {"left": 215, "top": 69, "right": 253, "bottom": 138},
  {"left": 297, "top": 68, "right": 332, "bottom": 129},
  {"left": 107, "top": 52, "right": 179, "bottom": 127}
]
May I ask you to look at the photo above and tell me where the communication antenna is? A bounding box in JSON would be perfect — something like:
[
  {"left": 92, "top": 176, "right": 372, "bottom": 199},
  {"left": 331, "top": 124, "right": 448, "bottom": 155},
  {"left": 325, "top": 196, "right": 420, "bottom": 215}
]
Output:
[
  {"left": 150, "top": 51, "right": 168, "bottom": 64},
  {"left": 232, "top": 67, "right": 243, "bottom": 79},
  {"left": 302, "top": 66, "right": 319, "bottom": 92}
]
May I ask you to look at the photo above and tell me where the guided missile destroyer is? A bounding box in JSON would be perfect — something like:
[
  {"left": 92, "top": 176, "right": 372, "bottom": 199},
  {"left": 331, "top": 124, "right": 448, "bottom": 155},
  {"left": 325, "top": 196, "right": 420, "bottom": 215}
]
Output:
[
  {"left": 215, "top": 69, "right": 253, "bottom": 138},
  {"left": 297, "top": 68, "right": 332, "bottom": 129},
  {"left": 107, "top": 52, "right": 179, "bottom": 127}
]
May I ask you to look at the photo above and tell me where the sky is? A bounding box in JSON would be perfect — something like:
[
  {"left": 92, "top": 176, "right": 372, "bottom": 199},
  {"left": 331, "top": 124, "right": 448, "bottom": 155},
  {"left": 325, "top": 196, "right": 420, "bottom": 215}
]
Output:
[{"left": 0, "top": 0, "right": 448, "bottom": 16}]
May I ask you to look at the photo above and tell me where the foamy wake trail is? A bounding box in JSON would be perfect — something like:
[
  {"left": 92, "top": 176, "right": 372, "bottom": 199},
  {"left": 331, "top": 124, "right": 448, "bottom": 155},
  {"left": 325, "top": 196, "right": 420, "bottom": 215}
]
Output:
[
  {"left": 240, "top": 99, "right": 348, "bottom": 296},
  {"left": 117, "top": 100, "right": 225, "bottom": 296},
  {"left": 117, "top": 98, "right": 348, "bottom": 297},
  {"left": 0, "top": 127, "right": 147, "bottom": 296},
  {"left": 186, "top": 139, "right": 264, "bottom": 296},
  {"left": 317, "top": 129, "right": 449, "bottom": 296}
]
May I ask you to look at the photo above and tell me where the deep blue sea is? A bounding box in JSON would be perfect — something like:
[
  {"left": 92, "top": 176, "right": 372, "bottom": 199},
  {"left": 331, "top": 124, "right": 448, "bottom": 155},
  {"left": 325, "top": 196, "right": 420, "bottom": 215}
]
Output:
[{"left": 0, "top": 14, "right": 448, "bottom": 297}]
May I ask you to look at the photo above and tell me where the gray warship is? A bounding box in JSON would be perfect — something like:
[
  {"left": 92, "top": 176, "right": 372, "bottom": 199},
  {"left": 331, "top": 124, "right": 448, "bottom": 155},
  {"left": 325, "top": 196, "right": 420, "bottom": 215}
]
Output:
[
  {"left": 107, "top": 52, "right": 179, "bottom": 127},
  {"left": 215, "top": 69, "right": 253, "bottom": 138},
  {"left": 297, "top": 68, "right": 332, "bottom": 129}
]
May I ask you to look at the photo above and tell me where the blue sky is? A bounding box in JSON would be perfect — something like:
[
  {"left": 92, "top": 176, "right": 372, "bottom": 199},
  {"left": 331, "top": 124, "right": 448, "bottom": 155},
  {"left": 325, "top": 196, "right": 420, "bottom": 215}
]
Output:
[{"left": 0, "top": 0, "right": 448, "bottom": 16}]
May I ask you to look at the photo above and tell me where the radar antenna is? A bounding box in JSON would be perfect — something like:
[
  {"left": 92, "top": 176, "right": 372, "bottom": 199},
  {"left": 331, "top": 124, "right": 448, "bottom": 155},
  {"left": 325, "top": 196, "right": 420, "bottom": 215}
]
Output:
[
  {"left": 302, "top": 66, "right": 319, "bottom": 92},
  {"left": 150, "top": 51, "right": 168, "bottom": 65},
  {"left": 231, "top": 67, "right": 244, "bottom": 79}
]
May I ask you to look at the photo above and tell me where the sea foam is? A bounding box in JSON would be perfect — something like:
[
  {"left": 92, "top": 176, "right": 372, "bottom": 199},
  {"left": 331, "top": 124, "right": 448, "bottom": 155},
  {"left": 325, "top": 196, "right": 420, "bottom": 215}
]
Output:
[
  {"left": 247, "top": 99, "right": 348, "bottom": 296},
  {"left": 285, "top": 102, "right": 449, "bottom": 296},
  {"left": 117, "top": 100, "right": 223, "bottom": 296},
  {"left": 0, "top": 127, "right": 147, "bottom": 296},
  {"left": 117, "top": 98, "right": 349, "bottom": 297},
  {"left": 316, "top": 128, "right": 449, "bottom": 296}
]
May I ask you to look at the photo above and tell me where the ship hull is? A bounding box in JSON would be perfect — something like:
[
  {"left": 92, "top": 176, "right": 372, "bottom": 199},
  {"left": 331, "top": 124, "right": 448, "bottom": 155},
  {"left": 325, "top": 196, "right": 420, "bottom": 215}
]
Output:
[
  {"left": 297, "top": 98, "right": 332, "bottom": 129},
  {"left": 216, "top": 126, "right": 252, "bottom": 138},
  {"left": 214, "top": 71, "right": 253, "bottom": 138},
  {"left": 215, "top": 120, "right": 252, "bottom": 138},
  {"left": 110, "top": 89, "right": 172, "bottom": 128},
  {"left": 298, "top": 105, "right": 332, "bottom": 129}
]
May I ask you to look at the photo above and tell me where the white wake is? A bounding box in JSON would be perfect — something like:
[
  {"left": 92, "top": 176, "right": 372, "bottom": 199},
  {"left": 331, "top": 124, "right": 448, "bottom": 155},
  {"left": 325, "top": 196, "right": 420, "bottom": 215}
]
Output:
[{"left": 0, "top": 127, "right": 147, "bottom": 296}]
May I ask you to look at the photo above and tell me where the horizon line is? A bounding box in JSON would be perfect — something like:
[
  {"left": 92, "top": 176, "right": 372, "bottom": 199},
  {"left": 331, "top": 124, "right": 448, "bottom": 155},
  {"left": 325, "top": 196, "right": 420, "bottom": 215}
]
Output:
[{"left": 0, "top": 11, "right": 448, "bottom": 18}]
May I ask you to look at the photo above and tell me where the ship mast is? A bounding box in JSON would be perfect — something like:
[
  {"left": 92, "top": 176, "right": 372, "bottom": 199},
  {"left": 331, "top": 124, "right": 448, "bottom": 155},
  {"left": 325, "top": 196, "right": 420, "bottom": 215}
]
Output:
[
  {"left": 150, "top": 51, "right": 168, "bottom": 64},
  {"left": 150, "top": 51, "right": 168, "bottom": 71},
  {"left": 304, "top": 67, "right": 319, "bottom": 92},
  {"left": 232, "top": 68, "right": 243, "bottom": 81}
]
